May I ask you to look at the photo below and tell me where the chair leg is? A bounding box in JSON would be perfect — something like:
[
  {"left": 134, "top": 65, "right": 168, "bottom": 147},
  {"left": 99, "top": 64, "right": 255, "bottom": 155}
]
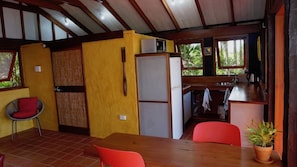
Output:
[
  {"left": 35, "top": 117, "right": 42, "bottom": 136},
  {"left": 11, "top": 121, "right": 14, "bottom": 140},
  {"left": 11, "top": 120, "right": 16, "bottom": 141}
]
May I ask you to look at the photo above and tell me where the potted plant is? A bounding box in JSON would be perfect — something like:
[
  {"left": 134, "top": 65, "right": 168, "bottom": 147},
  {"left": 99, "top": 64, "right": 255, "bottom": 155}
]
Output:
[{"left": 246, "top": 121, "right": 278, "bottom": 163}]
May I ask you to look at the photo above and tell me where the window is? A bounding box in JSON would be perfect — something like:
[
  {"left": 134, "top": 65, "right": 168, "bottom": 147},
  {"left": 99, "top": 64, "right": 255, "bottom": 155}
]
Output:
[
  {"left": 179, "top": 42, "right": 203, "bottom": 76},
  {"left": 215, "top": 37, "right": 247, "bottom": 75},
  {"left": 0, "top": 51, "right": 22, "bottom": 89}
]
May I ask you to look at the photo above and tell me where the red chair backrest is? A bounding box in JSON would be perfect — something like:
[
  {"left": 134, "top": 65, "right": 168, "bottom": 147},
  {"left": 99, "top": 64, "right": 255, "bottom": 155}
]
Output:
[
  {"left": 94, "top": 145, "right": 145, "bottom": 167},
  {"left": 192, "top": 121, "right": 241, "bottom": 146}
]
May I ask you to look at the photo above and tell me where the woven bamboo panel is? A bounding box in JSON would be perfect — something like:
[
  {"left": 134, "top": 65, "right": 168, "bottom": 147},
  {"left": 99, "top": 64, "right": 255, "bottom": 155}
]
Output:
[
  {"left": 52, "top": 49, "right": 84, "bottom": 86},
  {"left": 56, "top": 92, "right": 88, "bottom": 128}
]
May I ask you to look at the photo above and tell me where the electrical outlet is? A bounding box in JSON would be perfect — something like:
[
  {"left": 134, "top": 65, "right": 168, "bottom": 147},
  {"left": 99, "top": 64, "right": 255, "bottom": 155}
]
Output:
[{"left": 119, "top": 115, "right": 126, "bottom": 120}]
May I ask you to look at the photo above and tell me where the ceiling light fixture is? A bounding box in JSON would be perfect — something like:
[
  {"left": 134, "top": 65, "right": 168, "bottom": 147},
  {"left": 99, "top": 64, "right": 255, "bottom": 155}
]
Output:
[
  {"left": 170, "top": 0, "right": 184, "bottom": 5},
  {"left": 64, "top": 18, "right": 69, "bottom": 26},
  {"left": 171, "top": 0, "right": 175, "bottom": 5}
]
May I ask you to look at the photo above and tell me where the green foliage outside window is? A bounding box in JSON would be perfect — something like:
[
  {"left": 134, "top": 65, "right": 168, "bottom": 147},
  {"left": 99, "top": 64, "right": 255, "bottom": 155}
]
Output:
[
  {"left": 179, "top": 43, "right": 203, "bottom": 76},
  {"left": 0, "top": 52, "right": 21, "bottom": 89},
  {"left": 216, "top": 39, "right": 245, "bottom": 75}
]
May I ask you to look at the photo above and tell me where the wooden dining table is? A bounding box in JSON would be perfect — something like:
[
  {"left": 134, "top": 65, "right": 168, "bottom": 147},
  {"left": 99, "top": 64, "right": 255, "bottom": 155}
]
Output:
[{"left": 91, "top": 133, "right": 282, "bottom": 167}]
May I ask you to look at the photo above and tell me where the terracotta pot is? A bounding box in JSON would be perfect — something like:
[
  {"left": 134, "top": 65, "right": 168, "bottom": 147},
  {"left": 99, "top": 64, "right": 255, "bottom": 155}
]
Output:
[{"left": 254, "top": 145, "right": 273, "bottom": 162}]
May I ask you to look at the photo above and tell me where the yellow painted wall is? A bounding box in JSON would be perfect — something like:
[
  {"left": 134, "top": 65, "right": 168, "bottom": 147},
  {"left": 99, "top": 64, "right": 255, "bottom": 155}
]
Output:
[
  {"left": 21, "top": 43, "right": 58, "bottom": 131},
  {"left": 82, "top": 31, "right": 139, "bottom": 138},
  {"left": 0, "top": 88, "right": 31, "bottom": 138},
  {"left": 0, "top": 31, "right": 174, "bottom": 139},
  {"left": 82, "top": 30, "right": 174, "bottom": 138}
]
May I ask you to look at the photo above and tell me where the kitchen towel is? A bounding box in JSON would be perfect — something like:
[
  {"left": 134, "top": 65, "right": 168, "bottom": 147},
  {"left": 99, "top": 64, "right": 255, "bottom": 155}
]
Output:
[
  {"left": 223, "top": 88, "right": 231, "bottom": 111},
  {"left": 202, "top": 88, "right": 212, "bottom": 112}
]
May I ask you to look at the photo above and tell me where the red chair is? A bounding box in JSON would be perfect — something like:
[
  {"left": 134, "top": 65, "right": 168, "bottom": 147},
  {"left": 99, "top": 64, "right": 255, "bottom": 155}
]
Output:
[
  {"left": 5, "top": 97, "right": 44, "bottom": 140},
  {"left": 192, "top": 121, "right": 241, "bottom": 146},
  {"left": 94, "top": 145, "right": 145, "bottom": 167}
]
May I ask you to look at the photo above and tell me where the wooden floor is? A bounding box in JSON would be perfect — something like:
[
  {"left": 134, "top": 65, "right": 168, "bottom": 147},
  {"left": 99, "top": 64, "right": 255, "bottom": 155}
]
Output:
[{"left": 0, "top": 119, "right": 200, "bottom": 167}]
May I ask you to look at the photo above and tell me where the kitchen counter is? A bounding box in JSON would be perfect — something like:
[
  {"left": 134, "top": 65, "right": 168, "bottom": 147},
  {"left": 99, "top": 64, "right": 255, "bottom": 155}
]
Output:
[
  {"left": 182, "top": 82, "right": 233, "bottom": 94},
  {"left": 182, "top": 81, "right": 268, "bottom": 147},
  {"left": 228, "top": 83, "right": 267, "bottom": 147},
  {"left": 183, "top": 82, "right": 267, "bottom": 104},
  {"left": 228, "top": 83, "right": 267, "bottom": 104}
]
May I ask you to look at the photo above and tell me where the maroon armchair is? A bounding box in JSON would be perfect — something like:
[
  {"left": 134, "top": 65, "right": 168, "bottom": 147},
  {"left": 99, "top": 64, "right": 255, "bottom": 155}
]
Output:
[{"left": 5, "top": 97, "right": 44, "bottom": 140}]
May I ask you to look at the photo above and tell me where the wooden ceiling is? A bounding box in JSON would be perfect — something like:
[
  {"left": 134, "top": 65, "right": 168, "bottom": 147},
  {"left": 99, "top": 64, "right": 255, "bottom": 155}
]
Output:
[{"left": 0, "top": 0, "right": 266, "bottom": 41}]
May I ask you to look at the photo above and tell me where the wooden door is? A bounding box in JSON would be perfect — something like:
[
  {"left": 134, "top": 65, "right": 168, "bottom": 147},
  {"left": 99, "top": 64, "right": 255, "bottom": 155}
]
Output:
[{"left": 52, "top": 48, "right": 89, "bottom": 135}]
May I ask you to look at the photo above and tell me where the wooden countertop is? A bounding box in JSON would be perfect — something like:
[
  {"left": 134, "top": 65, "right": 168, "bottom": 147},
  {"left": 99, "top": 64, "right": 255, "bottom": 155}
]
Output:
[
  {"left": 183, "top": 82, "right": 233, "bottom": 94},
  {"left": 228, "top": 83, "right": 267, "bottom": 104},
  {"left": 183, "top": 82, "right": 267, "bottom": 104}
]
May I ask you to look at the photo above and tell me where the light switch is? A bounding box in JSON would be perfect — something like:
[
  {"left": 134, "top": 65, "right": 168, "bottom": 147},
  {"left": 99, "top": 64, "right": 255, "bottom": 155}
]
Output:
[
  {"left": 119, "top": 115, "right": 127, "bottom": 120},
  {"left": 34, "top": 66, "right": 42, "bottom": 72}
]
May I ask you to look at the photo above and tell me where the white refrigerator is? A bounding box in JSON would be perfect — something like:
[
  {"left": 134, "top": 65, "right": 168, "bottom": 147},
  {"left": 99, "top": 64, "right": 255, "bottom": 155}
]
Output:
[{"left": 136, "top": 53, "right": 183, "bottom": 139}]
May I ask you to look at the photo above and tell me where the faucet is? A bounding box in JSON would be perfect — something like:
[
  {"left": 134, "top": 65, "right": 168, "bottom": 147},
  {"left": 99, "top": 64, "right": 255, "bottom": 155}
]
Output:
[{"left": 232, "top": 75, "right": 239, "bottom": 84}]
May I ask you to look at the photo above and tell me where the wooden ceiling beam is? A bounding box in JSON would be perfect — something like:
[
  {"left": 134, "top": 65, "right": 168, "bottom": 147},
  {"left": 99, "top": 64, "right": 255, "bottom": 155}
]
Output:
[
  {"left": 60, "top": 10, "right": 94, "bottom": 34},
  {"left": 36, "top": 7, "right": 77, "bottom": 37},
  {"left": 19, "top": 2, "right": 25, "bottom": 39},
  {"left": 79, "top": 5, "right": 111, "bottom": 32},
  {"left": 129, "top": 0, "right": 157, "bottom": 33},
  {"left": 45, "top": 30, "right": 124, "bottom": 51},
  {"left": 160, "top": 0, "right": 180, "bottom": 31},
  {"left": 14, "top": 0, "right": 63, "bottom": 11},
  {"left": 230, "top": 0, "right": 236, "bottom": 26},
  {"left": 195, "top": 0, "right": 207, "bottom": 28},
  {"left": 0, "top": 38, "right": 39, "bottom": 50},
  {"left": 62, "top": 0, "right": 111, "bottom": 32},
  {"left": 3, "top": 1, "right": 77, "bottom": 37},
  {"left": 101, "top": 0, "right": 131, "bottom": 30},
  {"left": 155, "top": 24, "right": 261, "bottom": 41},
  {"left": 37, "top": 14, "right": 41, "bottom": 41},
  {"left": 45, "top": 0, "right": 94, "bottom": 34},
  {"left": 0, "top": 1, "right": 37, "bottom": 13},
  {"left": 0, "top": 2, "right": 6, "bottom": 38},
  {"left": 16, "top": 0, "right": 107, "bottom": 34},
  {"left": 54, "top": 0, "right": 111, "bottom": 32}
]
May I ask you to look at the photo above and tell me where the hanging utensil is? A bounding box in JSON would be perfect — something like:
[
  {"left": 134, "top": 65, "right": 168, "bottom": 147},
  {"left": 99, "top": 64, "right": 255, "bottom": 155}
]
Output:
[{"left": 121, "top": 47, "right": 127, "bottom": 96}]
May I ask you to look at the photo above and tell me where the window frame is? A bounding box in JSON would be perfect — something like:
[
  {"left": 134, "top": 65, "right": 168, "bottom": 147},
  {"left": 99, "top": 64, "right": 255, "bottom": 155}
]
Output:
[
  {"left": 0, "top": 50, "right": 17, "bottom": 82},
  {"left": 0, "top": 50, "right": 23, "bottom": 90},
  {"left": 176, "top": 39, "right": 204, "bottom": 76},
  {"left": 215, "top": 35, "right": 247, "bottom": 70}
]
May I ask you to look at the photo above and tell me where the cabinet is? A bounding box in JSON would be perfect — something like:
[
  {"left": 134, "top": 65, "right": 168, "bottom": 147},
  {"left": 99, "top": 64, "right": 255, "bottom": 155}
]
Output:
[
  {"left": 183, "top": 91, "right": 192, "bottom": 125},
  {"left": 136, "top": 53, "right": 183, "bottom": 139},
  {"left": 228, "top": 84, "right": 266, "bottom": 147}
]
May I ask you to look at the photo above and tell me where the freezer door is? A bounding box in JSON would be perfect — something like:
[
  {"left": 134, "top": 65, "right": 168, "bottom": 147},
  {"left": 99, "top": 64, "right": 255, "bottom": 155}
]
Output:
[
  {"left": 170, "top": 57, "right": 182, "bottom": 89},
  {"left": 136, "top": 55, "right": 168, "bottom": 101}
]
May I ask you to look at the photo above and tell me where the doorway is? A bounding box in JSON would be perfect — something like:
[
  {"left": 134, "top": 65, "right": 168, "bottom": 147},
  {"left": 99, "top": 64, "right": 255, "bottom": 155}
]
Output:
[{"left": 52, "top": 47, "right": 89, "bottom": 135}]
